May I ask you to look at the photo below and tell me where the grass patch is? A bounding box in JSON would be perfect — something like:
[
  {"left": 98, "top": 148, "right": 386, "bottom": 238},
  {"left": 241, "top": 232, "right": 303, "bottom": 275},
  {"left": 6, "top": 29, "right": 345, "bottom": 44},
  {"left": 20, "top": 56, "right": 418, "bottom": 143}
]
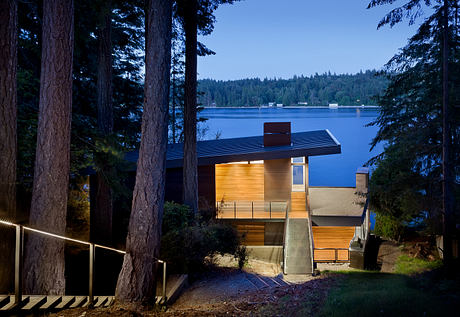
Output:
[
  {"left": 394, "top": 254, "right": 442, "bottom": 274},
  {"left": 318, "top": 271, "right": 459, "bottom": 317}
]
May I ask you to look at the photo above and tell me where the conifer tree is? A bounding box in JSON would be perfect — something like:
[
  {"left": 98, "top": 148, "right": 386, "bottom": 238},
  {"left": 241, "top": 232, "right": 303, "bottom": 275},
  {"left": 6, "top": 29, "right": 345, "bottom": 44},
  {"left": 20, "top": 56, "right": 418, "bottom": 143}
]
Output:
[
  {"left": 24, "top": 0, "right": 74, "bottom": 294},
  {"left": 115, "top": 0, "right": 172, "bottom": 304}
]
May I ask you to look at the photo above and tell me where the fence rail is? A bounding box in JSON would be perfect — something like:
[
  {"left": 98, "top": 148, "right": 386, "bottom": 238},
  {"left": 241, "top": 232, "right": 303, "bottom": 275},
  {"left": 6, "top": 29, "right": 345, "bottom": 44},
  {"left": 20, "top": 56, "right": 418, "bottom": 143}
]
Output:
[
  {"left": 216, "top": 200, "right": 289, "bottom": 219},
  {"left": 0, "top": 219, "right": 167, "bottom": 310},
  {"left": 314, "top": 247, "right": 350, "bottom": 263}
]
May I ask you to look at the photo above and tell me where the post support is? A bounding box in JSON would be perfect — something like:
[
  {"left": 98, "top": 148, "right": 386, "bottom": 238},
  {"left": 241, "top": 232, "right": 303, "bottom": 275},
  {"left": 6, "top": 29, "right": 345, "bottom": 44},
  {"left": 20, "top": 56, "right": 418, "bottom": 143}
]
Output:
[
  {"left": 162, "top": 261, "right": 167, "bottom": 302},
  {"left": 14, "top": 225, "right": 24, "bottom": 306},
  {"left": 89, "top": 243, "right": 95, "bottom": 307}
]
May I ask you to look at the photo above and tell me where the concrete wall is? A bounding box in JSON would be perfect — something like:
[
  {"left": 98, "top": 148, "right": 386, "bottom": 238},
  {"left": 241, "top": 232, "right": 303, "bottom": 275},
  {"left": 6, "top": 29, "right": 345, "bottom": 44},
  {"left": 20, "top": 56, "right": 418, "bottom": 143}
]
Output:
[
  {"left": 246, "top": 246, "right": 284, "bottom": 264},
  {"left": 264, "top": 159, "right": 291, "bottom": 202}
]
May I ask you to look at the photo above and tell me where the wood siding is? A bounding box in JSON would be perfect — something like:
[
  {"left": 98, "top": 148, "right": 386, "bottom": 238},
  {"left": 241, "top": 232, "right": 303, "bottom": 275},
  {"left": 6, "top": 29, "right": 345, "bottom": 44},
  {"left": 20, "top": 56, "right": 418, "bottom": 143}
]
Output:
[
  {"left": 164, "top": 165, "right": 215, "bottom": 211},
  {"left": 235, "top": 222, "right": 265, "bottom": 246},
  {"left": 312, "top": 226, "right": 355, "bottom": 261},
  {"left": 215, "top": 164, "right": 264, "bottom": 202}
]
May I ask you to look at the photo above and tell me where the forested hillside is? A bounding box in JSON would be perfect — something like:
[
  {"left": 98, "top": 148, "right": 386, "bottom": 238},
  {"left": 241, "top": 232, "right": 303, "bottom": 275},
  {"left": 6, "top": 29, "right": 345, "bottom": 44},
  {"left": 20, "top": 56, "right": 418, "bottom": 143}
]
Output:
[{"left": 198, "top": 70, "right": 388, "bottom": 107}]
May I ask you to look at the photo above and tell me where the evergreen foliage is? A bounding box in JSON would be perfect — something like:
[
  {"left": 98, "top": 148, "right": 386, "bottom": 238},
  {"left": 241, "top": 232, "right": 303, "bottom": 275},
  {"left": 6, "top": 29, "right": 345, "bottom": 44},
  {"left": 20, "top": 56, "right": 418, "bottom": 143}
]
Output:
[
  {"left": 368, "top": 1, "right": 460, "bottom": 234},
  {"left": 16, "top": 0, "right": 144, "bottom": 194},
  {"left": 198, "top": 70, "right": 388, "bottom": 107},
  {"left": 160, "top": 202, "right": 239, "bottom": 273}
]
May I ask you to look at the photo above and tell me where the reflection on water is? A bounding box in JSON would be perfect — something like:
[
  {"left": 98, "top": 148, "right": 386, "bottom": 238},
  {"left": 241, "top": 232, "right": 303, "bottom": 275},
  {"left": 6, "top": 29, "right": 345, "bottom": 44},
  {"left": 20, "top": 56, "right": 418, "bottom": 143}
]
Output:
[{"left": 199, "top": 107, "right": 382, "bottom": 187}]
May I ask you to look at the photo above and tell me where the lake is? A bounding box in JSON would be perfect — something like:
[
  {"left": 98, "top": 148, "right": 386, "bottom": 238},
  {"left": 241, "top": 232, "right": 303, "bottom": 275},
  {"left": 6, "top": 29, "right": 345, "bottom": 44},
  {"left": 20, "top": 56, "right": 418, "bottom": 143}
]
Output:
[{"left": 199, "top": 107, "right": 383, "bottom": 187}]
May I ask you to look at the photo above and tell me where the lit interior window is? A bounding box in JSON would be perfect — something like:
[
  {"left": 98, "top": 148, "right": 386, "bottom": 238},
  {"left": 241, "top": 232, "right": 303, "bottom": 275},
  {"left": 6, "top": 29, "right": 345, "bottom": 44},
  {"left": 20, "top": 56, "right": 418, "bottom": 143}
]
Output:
[
  {"left": 291, "top": 157, "right": 305, "bottom": 163},
  {"left": 293, "top": 165, "right": 304, "bottom": 185}
]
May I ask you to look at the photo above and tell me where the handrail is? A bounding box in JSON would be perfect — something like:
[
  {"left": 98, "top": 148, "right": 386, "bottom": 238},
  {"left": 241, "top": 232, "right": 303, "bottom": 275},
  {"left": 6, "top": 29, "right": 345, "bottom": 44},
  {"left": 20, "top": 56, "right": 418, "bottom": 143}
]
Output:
[
  {"left": 0, "top": 220, "right": 167, "bottom": 306},
  {"left": 282, "top": 200, "right": 290, "bottom": 274},
  {"left": 216, "top": 200, "right": 288, "bottom": 219}
]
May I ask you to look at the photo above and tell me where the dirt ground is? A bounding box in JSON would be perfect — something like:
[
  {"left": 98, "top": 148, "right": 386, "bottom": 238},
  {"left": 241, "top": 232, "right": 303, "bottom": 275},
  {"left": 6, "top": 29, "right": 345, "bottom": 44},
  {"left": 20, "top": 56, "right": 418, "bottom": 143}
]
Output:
[
  {"left": 377, "top": 240, "right": 402, "bottom": 273},
  {"left": 50, "top": 255, "right": 350, "bottom": 317}
]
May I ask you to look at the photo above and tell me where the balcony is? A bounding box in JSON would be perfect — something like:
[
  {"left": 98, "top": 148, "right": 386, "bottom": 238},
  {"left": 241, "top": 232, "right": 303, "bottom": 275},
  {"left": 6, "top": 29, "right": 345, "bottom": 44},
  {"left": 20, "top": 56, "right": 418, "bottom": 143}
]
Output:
[{"left": 216, "top": 200, "right": 289, "bottom": 219}]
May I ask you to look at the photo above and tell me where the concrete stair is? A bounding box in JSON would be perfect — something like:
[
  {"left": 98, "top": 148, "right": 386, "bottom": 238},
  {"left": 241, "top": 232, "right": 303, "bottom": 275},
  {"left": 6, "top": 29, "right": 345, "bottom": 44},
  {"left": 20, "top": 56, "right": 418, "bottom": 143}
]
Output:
[{"left": 284, "top": 218, "right": 313, "bottom": 274}]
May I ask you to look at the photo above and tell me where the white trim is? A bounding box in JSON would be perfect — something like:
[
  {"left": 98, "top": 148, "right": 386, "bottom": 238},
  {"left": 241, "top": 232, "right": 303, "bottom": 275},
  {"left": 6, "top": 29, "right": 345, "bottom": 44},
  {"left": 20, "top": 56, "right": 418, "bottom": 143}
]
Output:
[{"left": 326, "top": 129, "right": 341, "bottom": 146}]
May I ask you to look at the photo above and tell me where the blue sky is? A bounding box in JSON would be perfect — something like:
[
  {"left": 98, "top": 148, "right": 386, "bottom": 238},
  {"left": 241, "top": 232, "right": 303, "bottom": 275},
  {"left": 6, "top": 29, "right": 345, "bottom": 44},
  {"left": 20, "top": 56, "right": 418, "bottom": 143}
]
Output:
[{"left": 197, "top": 0, "right": 426, "bottom": 80}]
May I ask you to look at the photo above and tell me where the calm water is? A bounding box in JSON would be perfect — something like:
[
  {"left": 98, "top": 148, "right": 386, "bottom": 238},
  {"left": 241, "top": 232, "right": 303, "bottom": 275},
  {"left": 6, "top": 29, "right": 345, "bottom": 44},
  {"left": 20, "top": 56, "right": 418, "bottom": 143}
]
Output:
[{"left": 199, "top": 107, "right": 383, "bottom": 187}]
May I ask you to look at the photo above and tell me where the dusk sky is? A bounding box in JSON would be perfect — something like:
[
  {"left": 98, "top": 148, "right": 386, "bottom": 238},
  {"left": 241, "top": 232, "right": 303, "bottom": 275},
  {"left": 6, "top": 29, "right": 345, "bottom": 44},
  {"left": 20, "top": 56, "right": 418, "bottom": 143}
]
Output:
[{"left": 197, "top": 0, "right": 427, "bottom": 80}]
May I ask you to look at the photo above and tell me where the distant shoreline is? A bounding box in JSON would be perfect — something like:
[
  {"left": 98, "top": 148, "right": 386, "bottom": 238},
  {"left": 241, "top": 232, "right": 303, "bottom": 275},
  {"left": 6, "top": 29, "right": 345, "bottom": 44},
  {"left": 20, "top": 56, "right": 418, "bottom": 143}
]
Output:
[{"left": 202, "top": 105, "right": 380, "bottom": 109}]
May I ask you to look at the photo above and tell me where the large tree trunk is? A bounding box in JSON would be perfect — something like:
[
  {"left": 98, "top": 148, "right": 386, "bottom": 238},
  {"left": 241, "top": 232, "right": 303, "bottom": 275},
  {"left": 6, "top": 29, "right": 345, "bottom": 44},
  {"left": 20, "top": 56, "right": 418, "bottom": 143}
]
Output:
[
  {"left": 92, "top": 0, "right": 114, "bottom": 246},
  {"left": 441, "top": 0, "right": 454, "bottom": 266},
  {"left": 182, "top": 0, "right": 198, "bottom": 214},
  {"left": 0, "top": 0, "right": 17, "bottom": 294},
  {"left": 24, "top": 0, "right": 74, "bottom": 295},
  {"left": 115, "top": 0, "right": 171, "bottom": 305}
]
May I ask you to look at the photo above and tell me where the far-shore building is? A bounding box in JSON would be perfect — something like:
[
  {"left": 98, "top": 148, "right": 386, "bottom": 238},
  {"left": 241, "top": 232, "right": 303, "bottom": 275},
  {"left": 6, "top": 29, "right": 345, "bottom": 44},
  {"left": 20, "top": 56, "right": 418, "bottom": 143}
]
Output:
[{"left": 93, "top": 122, "right": 370, "bottom": 274}]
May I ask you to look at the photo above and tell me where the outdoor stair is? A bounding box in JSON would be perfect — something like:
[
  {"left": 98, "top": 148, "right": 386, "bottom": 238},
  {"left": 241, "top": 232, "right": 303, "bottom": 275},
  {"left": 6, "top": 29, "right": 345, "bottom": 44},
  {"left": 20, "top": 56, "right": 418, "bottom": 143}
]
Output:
[
  {"left": 244, "top": 273, "right": 291, "bottom": 290},
  {"left": 0, "top": 295, "right": 114, "bottom": 313},
  {"left": 284, "top": 218, "right": 313, "bottom": 274}
]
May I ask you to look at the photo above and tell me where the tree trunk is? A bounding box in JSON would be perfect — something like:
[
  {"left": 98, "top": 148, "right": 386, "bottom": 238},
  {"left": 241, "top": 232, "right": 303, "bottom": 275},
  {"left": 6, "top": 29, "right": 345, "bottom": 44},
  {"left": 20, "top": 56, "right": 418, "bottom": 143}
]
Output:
[
  {"left": 172, "top": 71, "right": 176, "bottom": 143},
  {"left": 182, "top": 0, "right": 198, "bottom": 214},
  {"left": 115, "top": 0, "right": 171, "bottom": 304},
  {"left": 0, "top": 0, "right": 17, "bottom": 294},
  {"left": 92, "top": 0, "right": 114, "bottom": 246},
  {"left": 24, "top": 0, "right": 74, "bottom": 295},
  {"left": 441, "top": 0, "right": 454, "bottom": 266}
]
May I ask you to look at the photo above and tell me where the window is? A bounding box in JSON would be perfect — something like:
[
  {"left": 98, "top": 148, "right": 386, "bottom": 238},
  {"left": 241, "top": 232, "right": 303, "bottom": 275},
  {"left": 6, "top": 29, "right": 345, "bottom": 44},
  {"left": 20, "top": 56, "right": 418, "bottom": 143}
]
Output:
[
  {"left": 293, "top": 165, "right": 304, "bottom": 185},
  {"left": 291, "top": 157, "right": 306, "bottom": 191},
  {"left": 291, "top": 157, "right": 305, "bottom": 163}
]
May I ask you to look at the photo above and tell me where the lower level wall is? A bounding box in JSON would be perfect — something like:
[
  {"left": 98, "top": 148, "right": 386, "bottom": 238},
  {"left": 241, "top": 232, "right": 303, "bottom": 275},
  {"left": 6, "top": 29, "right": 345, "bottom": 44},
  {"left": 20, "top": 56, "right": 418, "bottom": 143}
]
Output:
[
  {"left": 312, "top": 226, "right": 355, "bottom": 262},
  {"left": 246, "top": 246, "right": 283, "bottom": 264},
  {"left": 231, "top": 221, "right": 284, "bottom": 246}
]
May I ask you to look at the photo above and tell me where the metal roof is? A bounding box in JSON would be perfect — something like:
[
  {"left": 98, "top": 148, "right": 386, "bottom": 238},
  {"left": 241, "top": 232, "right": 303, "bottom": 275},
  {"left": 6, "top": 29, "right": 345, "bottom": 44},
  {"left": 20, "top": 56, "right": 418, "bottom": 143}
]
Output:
[{"left": 126, "top": 129, "right": 341, "bottom": 168}]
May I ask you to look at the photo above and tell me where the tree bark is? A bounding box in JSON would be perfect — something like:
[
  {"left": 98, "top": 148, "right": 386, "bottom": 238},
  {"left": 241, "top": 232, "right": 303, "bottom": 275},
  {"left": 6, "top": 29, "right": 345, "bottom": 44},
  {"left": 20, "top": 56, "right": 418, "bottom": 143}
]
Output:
[
  {"left": 182, "top": 0, "right": 199, "bottom": 214},
  {"left": 24, "top": 0, "right": 74, "bottom": 295},
  {"left": 92, "top": 0, "right": 114, "bottom": 246},
  {"left": 0, "top": 0, "right": 17, "bottom": 294},
  {"left": 115, "top": 0, "right": 171, "bottom": 304},
  {"left": 441, "top": 0, "right": 454, "bottom": 266}
]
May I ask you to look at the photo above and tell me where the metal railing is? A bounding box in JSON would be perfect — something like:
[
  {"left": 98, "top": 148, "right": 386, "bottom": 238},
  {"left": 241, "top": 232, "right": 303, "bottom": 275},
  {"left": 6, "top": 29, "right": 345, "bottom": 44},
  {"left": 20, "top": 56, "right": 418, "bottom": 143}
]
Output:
[
  {"left": 313, "top": 247, "right": 350, "bottom": 263},
  {"left": 216, "top": 200, "right": 289, "bottom": 219},
  {"left": 0, "top": 219, "right": 167, "bottom": 307}
]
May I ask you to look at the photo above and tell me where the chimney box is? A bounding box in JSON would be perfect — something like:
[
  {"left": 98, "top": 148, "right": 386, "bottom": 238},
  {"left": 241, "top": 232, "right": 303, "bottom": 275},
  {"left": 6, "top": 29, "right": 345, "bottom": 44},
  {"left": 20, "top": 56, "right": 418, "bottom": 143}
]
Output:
[
  {"left": 356, "top": 167, "right": 369, "bottom": 194},
  {"left": 263, "top": 122, "right": 291, "bottom": 147}
]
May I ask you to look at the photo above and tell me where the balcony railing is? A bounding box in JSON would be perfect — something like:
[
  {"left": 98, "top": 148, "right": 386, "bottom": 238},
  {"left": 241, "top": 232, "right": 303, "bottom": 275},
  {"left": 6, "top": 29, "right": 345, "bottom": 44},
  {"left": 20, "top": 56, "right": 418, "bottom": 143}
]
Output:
[
  {"left": 216, "top": 200, "right": 289, "bottom": 219},
  {"left": 314, "top": 247, "right": 350, "bottom": 262}
]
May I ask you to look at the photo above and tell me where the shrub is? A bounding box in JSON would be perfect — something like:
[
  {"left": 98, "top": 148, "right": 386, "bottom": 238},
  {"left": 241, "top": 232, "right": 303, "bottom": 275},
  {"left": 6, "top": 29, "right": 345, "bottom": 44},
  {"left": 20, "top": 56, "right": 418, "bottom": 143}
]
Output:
[
  {"left": 234, "top": 245, "right": 248, "bottom": 269},
  {"left": 160, "top": 202, "right": 239, "bottom": 273},
  {"left": 374, "top": 213, "right": 405, "bottom": 241}
]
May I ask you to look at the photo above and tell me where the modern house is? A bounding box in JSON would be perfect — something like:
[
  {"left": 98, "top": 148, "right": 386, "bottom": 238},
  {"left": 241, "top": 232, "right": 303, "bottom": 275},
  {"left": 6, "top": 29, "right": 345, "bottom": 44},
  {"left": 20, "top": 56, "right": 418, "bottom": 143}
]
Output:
[{"left": 101, "top": 122, "right": 370, "bottom": 274}]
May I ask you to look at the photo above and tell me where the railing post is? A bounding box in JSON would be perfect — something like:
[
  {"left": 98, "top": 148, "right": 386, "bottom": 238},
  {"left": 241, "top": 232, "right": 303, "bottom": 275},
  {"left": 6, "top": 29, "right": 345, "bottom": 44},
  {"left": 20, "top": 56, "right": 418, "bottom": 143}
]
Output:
[
  {"left": 89, "top": 243, "right": 95, "bottom": 307},
  {"left": 14, "top": 225, "right": 24, "bottom": 306},
  {"left": 162, "top": 261, "right": 167, "bottom": 302},
  {"left": 269, "top": 202, "right": 272, "bottom": 219},
  {"left": 251, "top": 201, "right": 254, "bottom": 219},
  {"left": 234, "top": 201, "right": 236, "bottom": 219},
  {"left": 335, "top": 249, "right": 338, "bottom": 263}
]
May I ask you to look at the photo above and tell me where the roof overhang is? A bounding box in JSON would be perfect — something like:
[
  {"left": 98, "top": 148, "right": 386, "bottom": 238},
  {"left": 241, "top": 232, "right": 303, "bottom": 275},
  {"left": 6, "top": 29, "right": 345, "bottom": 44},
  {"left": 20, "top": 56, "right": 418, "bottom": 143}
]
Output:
[{"left": 125, "top": 129, "right": 341, "bottom": 169}]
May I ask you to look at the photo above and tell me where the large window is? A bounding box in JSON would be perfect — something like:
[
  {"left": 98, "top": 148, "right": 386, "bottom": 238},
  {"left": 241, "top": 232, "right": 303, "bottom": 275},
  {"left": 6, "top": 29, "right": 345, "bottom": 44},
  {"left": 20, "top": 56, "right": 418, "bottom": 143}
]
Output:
[{"left": 291, "top": 157, "right": 306, "bottom": 191}]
